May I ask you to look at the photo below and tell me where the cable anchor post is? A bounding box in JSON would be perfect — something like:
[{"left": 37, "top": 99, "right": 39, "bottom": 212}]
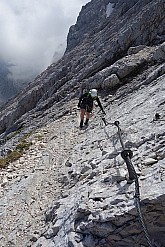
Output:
[
  {"left": 121, "top": 150, "right": 135, "bottom": 182},
  {"left": 114, "top": 121, "right": 136, "bottom": 182},
  {"left": 102, "top": 117, "right": 108, "bottom": 126}
]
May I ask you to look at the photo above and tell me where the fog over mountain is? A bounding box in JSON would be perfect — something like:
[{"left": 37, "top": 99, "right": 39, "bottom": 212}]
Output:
[{"left": 0, "top": 0, "right": 89, "bottom": 82}]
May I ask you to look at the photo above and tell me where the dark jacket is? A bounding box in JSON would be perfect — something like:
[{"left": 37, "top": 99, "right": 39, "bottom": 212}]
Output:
[{"left": 78, "top": 93, "right": 104, "bottom": 112}]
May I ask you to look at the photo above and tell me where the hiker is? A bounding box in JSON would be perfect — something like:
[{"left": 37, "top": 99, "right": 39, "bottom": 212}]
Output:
[{"left": 78, "top": 89, "right": 105, "bottom": 128}]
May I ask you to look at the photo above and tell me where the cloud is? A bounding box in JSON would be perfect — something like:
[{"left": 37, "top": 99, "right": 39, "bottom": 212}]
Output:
[{"left": 0, "top": 0, "right": 89, "bottom": 81}]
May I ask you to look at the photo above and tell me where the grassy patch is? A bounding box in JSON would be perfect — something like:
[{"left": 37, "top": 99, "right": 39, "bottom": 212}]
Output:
[
  {"left": 0, "top": 135, "right": 32, "bottom": 169},
  {"left": 34, "top": 133, "right": 43, "bottom": 141}
]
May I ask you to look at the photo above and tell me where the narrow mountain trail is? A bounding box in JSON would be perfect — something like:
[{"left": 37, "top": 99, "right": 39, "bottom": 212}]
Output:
[{"left": 0, "top": 100, "right": 86, "bottom": 247}]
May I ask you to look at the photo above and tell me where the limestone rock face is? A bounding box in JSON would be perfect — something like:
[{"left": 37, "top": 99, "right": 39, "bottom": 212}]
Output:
[
  {"left": 66, "top": 0, "right": 165, "bottom": 53},
  {"left": 0, "top": 1, "right": 165, "bottom": 247},
  {"left": 66, "top": 0, "right": 110, "bottom": 52}
]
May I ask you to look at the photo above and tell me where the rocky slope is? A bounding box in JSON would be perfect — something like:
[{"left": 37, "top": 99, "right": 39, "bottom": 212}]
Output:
[{"left": 0, "top": 0, "right": 165, "bottom": 247}]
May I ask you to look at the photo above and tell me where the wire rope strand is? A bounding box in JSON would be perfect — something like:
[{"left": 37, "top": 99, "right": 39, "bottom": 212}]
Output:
[
  {"left": 101, "top": 117, "right": 158, "bottom": 246},
  {"left": 113, "top": 121, "right": 155, "bottom": 247}
]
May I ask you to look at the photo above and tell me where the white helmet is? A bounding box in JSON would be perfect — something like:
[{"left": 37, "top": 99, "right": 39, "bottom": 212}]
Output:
[{"left": 90, "top": 89, "right": 97, "bottom": 98}]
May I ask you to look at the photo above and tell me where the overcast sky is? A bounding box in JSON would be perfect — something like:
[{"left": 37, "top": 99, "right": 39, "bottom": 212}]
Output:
[{"left": 0, "top": 0, "right": 90, "bottom": 81}]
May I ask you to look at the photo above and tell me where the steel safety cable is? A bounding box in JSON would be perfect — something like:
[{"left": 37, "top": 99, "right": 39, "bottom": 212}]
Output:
[
  {"left": 114, "top": 120, "right": 154, "bottom": 247},
  {"left": 101, "top": 118, "right": 155, "bottom": 247},
  {"left": 123, "top": 153, "right": 153, "bottom": 246},
  {"left": 124, "top": 153, "right": 153, "bottom": 247}
]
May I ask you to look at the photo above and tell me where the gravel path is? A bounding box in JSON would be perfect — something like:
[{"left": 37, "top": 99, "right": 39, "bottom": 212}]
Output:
[{"left": 0, "top": 102, "right": 82, "bottom": 247}]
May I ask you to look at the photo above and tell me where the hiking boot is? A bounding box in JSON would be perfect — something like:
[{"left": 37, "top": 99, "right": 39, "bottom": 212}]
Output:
[
  {"left": 84, "top": 119, "right": 89, "bottom": 126},
  {"left": 80, "top": 120, "right": 84, "bottom": 128}
]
